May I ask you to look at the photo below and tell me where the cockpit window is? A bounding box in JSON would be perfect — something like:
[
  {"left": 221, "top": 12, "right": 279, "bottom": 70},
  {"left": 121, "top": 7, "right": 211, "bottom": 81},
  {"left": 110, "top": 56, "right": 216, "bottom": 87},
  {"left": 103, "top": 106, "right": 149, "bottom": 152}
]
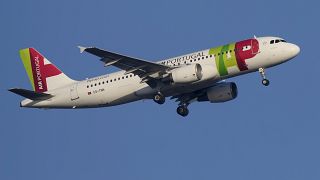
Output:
[{"left": 270, "top": 39, "right": 286, "bottom": 45}]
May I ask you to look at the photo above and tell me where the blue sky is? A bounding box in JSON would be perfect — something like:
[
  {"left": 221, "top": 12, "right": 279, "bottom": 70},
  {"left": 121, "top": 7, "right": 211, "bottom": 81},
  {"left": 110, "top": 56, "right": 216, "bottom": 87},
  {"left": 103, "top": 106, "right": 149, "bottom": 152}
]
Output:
[{"left": 1, "top": 0, "right": 320, "bottom": 179}]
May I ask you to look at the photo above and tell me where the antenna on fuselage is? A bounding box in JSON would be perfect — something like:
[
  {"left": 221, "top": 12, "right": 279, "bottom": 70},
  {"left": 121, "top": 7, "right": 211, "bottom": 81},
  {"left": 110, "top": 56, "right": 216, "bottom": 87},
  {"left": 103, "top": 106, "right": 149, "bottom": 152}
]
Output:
[{"left": 254, "top": 35, "right": 257, "bottom": 39}]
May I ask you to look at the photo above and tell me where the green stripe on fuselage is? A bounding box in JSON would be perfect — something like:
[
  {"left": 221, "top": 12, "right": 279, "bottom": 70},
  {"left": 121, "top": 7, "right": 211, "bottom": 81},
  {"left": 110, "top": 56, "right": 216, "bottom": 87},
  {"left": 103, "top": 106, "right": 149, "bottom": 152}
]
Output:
[{"left": 209, "top": 43, "right": 237, "bottom": 76}]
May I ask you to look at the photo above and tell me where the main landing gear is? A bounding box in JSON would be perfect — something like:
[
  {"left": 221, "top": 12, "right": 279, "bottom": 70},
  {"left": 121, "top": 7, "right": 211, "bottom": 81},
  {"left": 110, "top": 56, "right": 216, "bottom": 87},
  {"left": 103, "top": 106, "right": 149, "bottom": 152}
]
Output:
[
  {"left": 153, "top": 91, "right": 190, "bottom": 117},
  {"left": 153, "top": 92, "right": 165, "bottom": 104},
  {"left": 259, "top": 68, "right": 270, "bottom": 86},
  {"left": 176, "top": 104, "right": 189, "bottom": 117}
]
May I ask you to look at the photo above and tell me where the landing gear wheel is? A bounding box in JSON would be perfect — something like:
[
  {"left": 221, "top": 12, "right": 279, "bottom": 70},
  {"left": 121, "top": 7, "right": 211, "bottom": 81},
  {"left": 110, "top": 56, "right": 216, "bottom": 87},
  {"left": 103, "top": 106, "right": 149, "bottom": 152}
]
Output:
[
  {"left": 177, "top": 106, "right": 189, "bottom": 117},
  {"left": 153, "top": 93, "right": 165, "bottom": 104},
  {"left": 259, "top": 68, "right": 270, "bottom": 87},
  {"left": 262, "top": 79, "right": 270, "bottom": 86}
]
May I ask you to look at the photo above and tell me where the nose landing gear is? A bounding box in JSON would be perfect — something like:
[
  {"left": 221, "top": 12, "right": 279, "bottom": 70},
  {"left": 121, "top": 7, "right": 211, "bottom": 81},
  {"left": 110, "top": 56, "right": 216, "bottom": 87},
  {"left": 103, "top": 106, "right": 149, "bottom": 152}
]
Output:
[
  {"left": 262, "top": 79, "right": 270, "bottom": 86},
  {"left": 259, "top": 68, "right": 270, "bottom": 86}
]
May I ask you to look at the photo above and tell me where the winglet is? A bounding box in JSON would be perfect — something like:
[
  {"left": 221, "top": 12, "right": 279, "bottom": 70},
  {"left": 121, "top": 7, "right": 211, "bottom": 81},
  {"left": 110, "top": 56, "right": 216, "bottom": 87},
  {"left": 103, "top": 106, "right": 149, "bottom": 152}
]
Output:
[{"left": 78, "top": 46, "right": 87, "bottom": 53}]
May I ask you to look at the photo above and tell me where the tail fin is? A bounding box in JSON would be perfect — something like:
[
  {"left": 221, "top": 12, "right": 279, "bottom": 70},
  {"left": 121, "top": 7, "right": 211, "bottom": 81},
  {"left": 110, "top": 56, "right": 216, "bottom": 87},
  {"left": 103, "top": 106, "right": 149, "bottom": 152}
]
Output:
[{"left": 19, "top": 48, "right": 75, "bottom": 92}]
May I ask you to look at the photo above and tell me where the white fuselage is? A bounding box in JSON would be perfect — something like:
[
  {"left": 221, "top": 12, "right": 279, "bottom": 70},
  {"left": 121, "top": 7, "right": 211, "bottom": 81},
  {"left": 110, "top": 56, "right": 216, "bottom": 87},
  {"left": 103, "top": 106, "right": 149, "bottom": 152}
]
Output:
[{"left": 20, "top": 37, "right": 300, "bottom": 108}]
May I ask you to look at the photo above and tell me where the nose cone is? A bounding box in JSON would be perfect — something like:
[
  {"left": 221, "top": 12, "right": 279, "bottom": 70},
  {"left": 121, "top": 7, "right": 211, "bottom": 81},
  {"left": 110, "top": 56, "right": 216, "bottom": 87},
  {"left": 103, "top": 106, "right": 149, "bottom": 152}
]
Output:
[{"left": 289, "top": 43, "right": 300, "bottom": 58}]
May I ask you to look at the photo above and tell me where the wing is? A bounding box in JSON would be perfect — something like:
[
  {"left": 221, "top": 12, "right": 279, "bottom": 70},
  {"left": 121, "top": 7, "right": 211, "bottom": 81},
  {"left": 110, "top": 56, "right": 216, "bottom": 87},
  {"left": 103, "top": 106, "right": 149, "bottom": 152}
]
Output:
[{"left": 79, "top": 46, "right": 170, "bottom": 81}]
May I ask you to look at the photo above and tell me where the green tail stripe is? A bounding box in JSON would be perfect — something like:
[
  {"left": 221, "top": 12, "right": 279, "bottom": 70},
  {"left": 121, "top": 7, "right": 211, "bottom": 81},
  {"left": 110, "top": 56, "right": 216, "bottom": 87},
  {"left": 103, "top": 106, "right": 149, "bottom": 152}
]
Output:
[{"left": 19, "top": 48, "right": 35, "bottom": 90}]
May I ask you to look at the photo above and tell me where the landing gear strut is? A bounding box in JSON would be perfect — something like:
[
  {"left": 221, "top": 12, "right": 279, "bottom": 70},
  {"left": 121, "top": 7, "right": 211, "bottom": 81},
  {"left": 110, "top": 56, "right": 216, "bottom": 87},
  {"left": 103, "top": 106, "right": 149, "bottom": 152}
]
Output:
[
  {"left": 259, "top": 68, "right": 270, "bottom": 86},
  {"left": 177, "top": 104, "right": 189, "bottom": 117},
  {"left": 153, "top": 92, "right": 165, "bottom": 104}
]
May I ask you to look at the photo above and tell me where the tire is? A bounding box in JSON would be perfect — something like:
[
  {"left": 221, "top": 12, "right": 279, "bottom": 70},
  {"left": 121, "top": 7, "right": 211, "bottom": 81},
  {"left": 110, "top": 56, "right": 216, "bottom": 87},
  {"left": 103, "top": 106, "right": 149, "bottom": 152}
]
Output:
[
  {"left": 262, "top": 79, "right": 270, "bottom": 86},
  {"left": 177, "top": 106, "right": 189, "bottom": 117},
  {"left": 153, "top": 93, "right": 165, "bottom": 104}
]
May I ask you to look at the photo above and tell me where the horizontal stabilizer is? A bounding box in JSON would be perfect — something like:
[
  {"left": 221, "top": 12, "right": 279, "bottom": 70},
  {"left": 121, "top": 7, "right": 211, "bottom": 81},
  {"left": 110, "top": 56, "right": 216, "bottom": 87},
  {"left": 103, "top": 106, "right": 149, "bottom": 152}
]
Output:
[{"left": 9, "top": 88, "right": 53, "bottom": 100}]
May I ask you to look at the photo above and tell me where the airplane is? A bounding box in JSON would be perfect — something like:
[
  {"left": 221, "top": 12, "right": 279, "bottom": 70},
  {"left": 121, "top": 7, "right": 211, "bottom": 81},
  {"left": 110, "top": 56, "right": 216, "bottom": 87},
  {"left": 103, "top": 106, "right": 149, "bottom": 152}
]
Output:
[{"left": 9, "top": 36, "right": 300, "bottom": 117}]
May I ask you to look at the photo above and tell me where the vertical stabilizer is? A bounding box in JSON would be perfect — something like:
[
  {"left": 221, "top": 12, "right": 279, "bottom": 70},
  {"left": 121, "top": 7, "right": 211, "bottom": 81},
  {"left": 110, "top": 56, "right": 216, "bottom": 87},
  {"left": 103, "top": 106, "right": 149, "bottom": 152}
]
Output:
[{"left": 19, "top": 48, "right": 75, "bottom": 92}]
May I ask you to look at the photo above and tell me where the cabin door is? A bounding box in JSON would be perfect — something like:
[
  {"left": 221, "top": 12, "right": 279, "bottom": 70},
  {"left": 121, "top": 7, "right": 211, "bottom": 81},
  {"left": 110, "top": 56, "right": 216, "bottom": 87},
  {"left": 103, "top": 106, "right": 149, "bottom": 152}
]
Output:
[{"left": 70, "top": 83, "right": 79, "bottom": 101}]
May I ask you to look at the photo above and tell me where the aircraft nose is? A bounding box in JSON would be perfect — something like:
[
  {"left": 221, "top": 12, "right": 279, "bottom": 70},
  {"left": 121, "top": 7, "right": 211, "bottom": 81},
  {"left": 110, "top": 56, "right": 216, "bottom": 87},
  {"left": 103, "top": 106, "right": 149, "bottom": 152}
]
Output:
[{"left": 289, "top": 43, "right": 300, "bottom": 57}]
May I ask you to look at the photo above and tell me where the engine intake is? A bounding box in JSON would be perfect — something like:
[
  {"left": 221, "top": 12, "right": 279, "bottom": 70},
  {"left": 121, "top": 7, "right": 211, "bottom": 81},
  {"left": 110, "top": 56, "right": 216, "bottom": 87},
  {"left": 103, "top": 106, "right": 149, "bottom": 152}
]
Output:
[{"left": 198, "top": 82, "right": 238, "bottom": 103}]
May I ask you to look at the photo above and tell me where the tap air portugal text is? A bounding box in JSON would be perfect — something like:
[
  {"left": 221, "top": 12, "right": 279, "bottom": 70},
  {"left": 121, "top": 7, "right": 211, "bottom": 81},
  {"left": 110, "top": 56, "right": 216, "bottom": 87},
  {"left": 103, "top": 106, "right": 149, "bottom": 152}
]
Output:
[{"left": 10, "top": 36, "right": 300, "bottom": 117}]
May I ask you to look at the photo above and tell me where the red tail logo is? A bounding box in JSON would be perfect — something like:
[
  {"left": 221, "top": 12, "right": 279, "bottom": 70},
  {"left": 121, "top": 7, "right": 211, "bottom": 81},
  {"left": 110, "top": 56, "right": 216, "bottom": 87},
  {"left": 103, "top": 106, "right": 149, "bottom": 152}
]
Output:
[{"left": 29, "top": 48, "right": 62, "bottom": 92}]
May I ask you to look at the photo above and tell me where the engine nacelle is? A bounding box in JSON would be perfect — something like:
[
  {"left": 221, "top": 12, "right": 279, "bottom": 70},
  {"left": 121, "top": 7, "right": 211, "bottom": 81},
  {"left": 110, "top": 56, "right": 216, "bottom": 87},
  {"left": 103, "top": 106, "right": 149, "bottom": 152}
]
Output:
[
  {"left": 198, "top": 82, "right": 238, "bottom": 103},
  {"left": 168, "top": 64, "right": 203, "bottom": 84}
]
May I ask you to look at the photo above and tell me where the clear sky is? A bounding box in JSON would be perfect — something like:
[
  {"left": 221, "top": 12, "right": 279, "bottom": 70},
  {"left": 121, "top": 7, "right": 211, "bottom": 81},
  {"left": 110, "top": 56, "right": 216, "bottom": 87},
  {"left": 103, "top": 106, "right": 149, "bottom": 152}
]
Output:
[{"left": 1, "top": 0, "right": 320, "bottom": 179}]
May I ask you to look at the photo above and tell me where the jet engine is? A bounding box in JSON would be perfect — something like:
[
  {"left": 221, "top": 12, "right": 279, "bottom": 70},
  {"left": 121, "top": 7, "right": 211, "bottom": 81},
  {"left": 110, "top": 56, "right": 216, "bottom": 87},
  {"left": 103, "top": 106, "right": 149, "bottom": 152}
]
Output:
[
  {"left": 167, "top": 64, "right": 203, "bottom": 84},
  {"left": 198, "top": 82, "right": 238, "bottom": 103}
]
